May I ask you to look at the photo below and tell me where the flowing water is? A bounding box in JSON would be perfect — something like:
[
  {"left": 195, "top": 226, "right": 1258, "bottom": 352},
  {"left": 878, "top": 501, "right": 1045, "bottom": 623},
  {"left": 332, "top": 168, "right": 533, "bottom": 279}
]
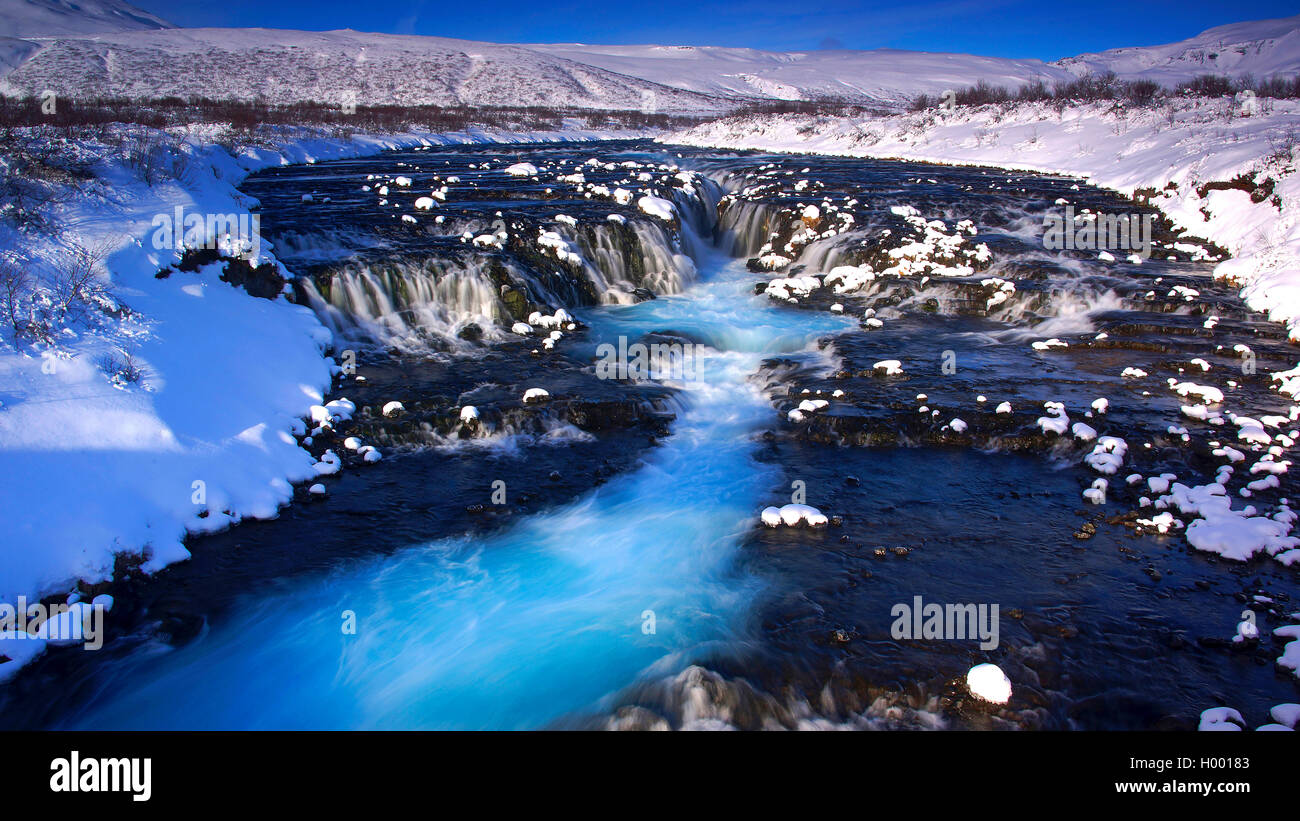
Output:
[{"left": 3, "top": 140, "right": 1298, "bottom": 730}]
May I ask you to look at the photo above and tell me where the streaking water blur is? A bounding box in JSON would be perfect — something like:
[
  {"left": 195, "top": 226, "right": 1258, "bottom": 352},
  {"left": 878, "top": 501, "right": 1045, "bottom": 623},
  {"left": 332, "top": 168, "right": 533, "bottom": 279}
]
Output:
[{"left": 57, "top": 247, "right": 854, "bottom": 729}]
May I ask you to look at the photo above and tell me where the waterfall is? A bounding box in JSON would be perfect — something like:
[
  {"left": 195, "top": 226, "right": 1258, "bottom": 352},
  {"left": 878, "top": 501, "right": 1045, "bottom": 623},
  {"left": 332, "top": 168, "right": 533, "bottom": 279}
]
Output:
[
  {"left": 298, "top": 256, "right": 508, "bottom": 351},
  {"left": 567, "top": 220, "right": 699, "bottom": 303},
  {"left": 715, "top": 199, "right": 784, "bottom": 258}
]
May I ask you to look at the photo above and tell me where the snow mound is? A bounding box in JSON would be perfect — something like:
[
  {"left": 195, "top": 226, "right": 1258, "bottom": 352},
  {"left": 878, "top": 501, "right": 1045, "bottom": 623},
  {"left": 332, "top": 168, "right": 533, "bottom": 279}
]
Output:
[
  {"left": 966, "top": 663, "right": 1012, "bottom": 704},
  {"left": 759, "top": 504, "right": 828, "bottom": 528}
]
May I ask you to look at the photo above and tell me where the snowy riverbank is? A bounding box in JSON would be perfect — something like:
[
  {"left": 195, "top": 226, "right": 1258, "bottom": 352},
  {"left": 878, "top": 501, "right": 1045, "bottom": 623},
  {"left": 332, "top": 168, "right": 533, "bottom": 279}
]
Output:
[
  {"left": 663, "top": 98, "right": 1300, "bottom": 338},
  {"left": 0, "top": 122, "right": 642, "bottom": 678}
]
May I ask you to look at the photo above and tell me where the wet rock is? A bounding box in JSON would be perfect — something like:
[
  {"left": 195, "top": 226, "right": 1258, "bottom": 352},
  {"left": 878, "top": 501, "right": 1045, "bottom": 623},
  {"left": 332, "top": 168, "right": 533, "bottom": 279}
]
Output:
[
  {"left": 221, "top": 257, "right": 286, "bottom": 300},
  {"left": 605, "top": 705, "right": 671, "bottom": 731}
]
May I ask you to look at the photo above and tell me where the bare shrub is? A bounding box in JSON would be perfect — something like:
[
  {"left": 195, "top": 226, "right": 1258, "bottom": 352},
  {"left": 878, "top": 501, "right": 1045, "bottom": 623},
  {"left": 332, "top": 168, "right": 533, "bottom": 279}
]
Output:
[
  {"left": 120, "top": 126, "right": 169, "bottom": 185},
  {"left": 51, "top": 240, "right": 113, "bottom": 326},
  {"left": 0, "top": 256, "right": 30, "bottom": 341},
  {"left": 97, "top": 347, "right": 143, "bottom": 387},
  {"left": 907, "top": 70, "right": 1300, "bottom": 113},
  {"left": 0, "top": 126, "right": 90, "bottom": 233}
]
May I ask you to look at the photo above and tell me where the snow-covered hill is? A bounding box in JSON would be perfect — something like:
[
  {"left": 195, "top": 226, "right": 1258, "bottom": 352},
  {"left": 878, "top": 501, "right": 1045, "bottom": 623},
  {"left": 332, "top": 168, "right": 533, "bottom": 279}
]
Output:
[
  {"left": 2, "top": 5, "right": 1299, "bottom": 113},
  {"left": 1058, "top": 14, "right": 1300, "bottom": 83},
  {"left": 0, "top": 0, "right": 171, "bottom": 37},
  {"left": 527, "top": 16, "right": 1300, "bottom": 107},
  {"left": 2, "top": 3, "right": 1295, "bottom": 113},
  {"left": 0, "top": 27, "right": 733, "bottom": 113},
  {"left": 525, "top": 43, "right": 1073, "bottom": 107}
]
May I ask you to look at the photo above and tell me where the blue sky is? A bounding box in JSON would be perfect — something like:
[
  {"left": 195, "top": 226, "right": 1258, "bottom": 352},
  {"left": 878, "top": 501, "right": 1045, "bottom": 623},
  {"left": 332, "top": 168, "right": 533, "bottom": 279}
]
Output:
[{"left": 131, "top": 1, "right": 1297, "bottom": 61}]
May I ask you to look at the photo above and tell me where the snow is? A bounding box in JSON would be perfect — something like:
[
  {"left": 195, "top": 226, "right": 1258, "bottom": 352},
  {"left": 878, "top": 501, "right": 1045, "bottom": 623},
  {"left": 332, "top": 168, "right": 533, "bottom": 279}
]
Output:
[
  {"left": 1272, "top": 703, "right": 1300, "bottom": 727},
  {"left": 1083, "top": 478, "right": 1108, "bottom": 505},
  {"left": 1277, "top": 624, "right": 1300, "bottom": 677},
  {"left": 787, "top": 398, "right": 829, "bottom": 423},
  {"left": 1138, "top": 511, "right": 1182, "bottom": 534},
  {"left": 759, "top": 503, "right": 828, "bottom": 528},
  {"left": 313, "top": 450, "right": 342, "bottom": 476},
  {"left": 0, "top": 26, "right": 731, "bottom": 114},
  {"left": 1235, "top": 617, "right": 1259, "bottom": 642},
  {"left": 1159, "top": 481, "right": 1300, "bottom": 561},
  {"left": 966, "top": 663, "right": 1012, "bottom": 704},
  {"left": 0, "top": 0, "right": 171, "bottom": 37},
  {"left": 1085, "top": 437, "right": 1127, "bottom": 475},
  {"left": 0, "top": 253, "right": 333, "bottom": 598},
  {"left": 1057, "top": 14, "right": 1300, "bottom": 84},
  {"left": 1036, "top": 402, "right": 1070, "bottom": 436},
  {"left": 0, "top": 631, "right": 47, "bottom": 682},
  {"left": 522, "top": 43, "right": 1067, "bottom": 109},
  {"left": 1147, "top": 474, "right": 1177, "bottom": 494},
  {"left": 1198, "top": 706, "right": 1245, "bottom": 731},
  {"left": 533, "top": 17, "right": 1300, "bottom": 108},
  {"left": 636, "top": 195, "right": 676, "bottom": 222},
  {"left": 505, "top": 162, "right": 539, "bottom": 177},
  {"left": 5, "top": 10, "right": 1292, "bottom": 114},
  {"left": 765, "top": 274, "right": 820, "bottom": 300},
  {"left": 1171, "top": 381, "right": 1224, "bottom": 404}
]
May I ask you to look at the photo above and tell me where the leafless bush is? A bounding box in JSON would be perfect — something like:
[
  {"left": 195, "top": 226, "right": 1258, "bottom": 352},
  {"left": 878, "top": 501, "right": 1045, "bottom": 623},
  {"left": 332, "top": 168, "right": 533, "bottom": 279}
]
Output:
[
  {"left": 0, "top": 94, "right": 718, "bottom": 134},
  {"left": 912, "top": 71, "right": 1300, "bottom": 113},
  {"left": 97, "top": 347, "right": 143, "bottom": 387},
  {"left": 0, "top": 256, "right": 30, "bottom": 341},
  {"left": 1267, "top": 128, "right": 1300, "bottom": 167},
  {"left": 51, "top": 240, "right": 112, "bottom": 326},
  {"left": 120, "top": 126, "right": 170, "bottom": 185},
  {"left": 0, "top": 126, "right": 90, "bottom": 233}
]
